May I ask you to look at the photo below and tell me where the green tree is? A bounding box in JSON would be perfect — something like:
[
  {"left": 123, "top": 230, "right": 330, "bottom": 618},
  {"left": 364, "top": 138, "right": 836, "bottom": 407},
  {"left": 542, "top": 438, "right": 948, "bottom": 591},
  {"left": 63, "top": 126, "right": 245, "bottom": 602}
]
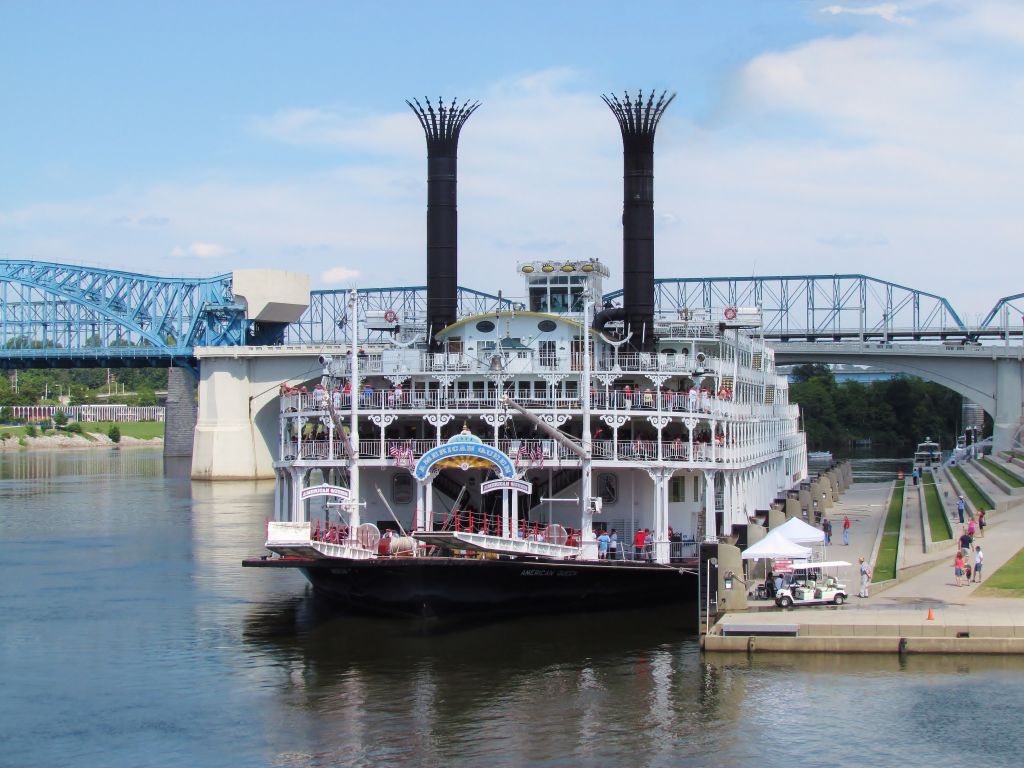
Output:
[{"left": 107, "top": 425, "right": 121, "bottom": 443}]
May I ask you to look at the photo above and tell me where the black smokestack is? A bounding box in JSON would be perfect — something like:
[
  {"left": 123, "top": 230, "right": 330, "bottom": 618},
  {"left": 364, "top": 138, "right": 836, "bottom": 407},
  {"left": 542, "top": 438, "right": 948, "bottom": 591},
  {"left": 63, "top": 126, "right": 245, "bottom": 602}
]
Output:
[
  {"left": 406, "top": 97, "right": 479, "bottom": 348},
  {"left": 602, "top": 90, "right": 675, "bottom": 352}
]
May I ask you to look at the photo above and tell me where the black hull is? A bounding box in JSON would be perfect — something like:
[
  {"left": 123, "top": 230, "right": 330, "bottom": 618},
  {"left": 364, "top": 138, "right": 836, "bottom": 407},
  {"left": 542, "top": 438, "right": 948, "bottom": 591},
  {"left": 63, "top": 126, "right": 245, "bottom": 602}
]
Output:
[{"left": 246, "top": 556, "right": 698, "bottom": 619}]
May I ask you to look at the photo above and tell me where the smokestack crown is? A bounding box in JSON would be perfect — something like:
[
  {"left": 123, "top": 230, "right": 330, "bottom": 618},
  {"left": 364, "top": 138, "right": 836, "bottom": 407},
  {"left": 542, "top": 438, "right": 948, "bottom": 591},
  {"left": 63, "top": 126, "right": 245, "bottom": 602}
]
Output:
[
  {"left": 601, "top": 90, "right": 675, "bottom": 153},
  {"left": 406, "top": 97, "right": 480, "bottom": 156}
]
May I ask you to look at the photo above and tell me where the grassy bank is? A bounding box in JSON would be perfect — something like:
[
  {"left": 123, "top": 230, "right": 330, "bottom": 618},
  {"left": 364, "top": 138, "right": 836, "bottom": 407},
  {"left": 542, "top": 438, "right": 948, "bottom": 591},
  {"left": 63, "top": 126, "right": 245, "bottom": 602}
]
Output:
[
  {"left": 950, "top": 465, "right": 990, "bottom": 511},
  {"left": 82, "top": 421, "right": 164, "bottom": 439},
  {"left": 923, "top": 474, "right": 952, "bottom": 541},
  {"left": 976, "top": 547, "right": 1024, "bottom": 598},
  {"left": 873, "top": 479, "right": 905, "bottom": 582},
  {"left": 1, "top": 422, "right": 163, "bottom": 440},
  {"left": 979, "top": 457, "right": 1024, "bottom": 488}
]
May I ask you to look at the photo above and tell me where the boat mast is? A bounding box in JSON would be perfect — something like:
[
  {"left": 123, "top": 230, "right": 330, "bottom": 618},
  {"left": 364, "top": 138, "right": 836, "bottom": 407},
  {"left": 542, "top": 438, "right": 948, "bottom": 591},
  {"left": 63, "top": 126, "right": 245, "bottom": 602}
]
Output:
[
  {"left": 348, "top": 288, "right": 361, "bottom": 531},
  {"left": 579, "top": 292, "right": 596, "bottom": 558}
]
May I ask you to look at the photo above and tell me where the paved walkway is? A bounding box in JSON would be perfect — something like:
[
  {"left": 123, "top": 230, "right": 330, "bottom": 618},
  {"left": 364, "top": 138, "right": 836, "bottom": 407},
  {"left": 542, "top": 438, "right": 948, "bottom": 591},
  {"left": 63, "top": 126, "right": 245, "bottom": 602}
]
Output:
[{"left": 727, "top": 468, "right": 1024, "bottom": 635}]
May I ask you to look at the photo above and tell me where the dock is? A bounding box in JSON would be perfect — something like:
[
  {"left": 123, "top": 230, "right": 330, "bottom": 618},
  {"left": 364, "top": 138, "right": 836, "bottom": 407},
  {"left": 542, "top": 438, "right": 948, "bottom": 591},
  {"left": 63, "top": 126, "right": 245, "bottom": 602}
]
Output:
[{"left": 704, "top": 455, "right": 1024, "bottom": 654}]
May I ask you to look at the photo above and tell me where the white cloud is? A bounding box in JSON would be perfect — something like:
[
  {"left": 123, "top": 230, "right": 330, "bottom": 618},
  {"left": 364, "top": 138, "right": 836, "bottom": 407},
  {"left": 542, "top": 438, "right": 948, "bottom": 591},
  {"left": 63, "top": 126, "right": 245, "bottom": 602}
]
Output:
[
  {"left": 2, "top": 22, "right": 1022, "bottom": 316},
  {"left": 321, "top": 266, "right": 361, "bottom": 283},
  {"left": 821, "top": 4, "right": 912, "bottom": 24},
  {"left": 171, "top": 242, "right": 229, "bottom": 258}
]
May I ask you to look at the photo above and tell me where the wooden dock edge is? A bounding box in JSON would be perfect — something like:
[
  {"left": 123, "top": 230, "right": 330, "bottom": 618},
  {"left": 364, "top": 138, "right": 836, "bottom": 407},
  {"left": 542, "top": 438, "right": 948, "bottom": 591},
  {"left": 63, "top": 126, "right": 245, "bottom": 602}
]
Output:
[{"left": 701, "top": 634, "right": 1024, "bottom": 655}]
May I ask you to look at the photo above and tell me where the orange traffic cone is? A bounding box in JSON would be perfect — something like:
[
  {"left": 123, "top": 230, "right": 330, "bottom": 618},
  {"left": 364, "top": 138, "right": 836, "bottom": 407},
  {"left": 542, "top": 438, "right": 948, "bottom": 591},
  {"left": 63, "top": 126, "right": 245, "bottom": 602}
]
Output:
[{"left": 927, "top": 608, "right": 935, "bottom": 621}]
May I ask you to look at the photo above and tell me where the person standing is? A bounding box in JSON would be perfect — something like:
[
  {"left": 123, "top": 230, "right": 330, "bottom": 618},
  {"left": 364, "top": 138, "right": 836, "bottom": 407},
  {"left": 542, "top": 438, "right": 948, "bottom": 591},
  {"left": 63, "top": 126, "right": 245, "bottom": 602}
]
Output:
[
  {"left": 597, "top": 530, "right": 610, "bottom": 560},
  {"left": 609, "top": 529, "right": 619, "bottom": 560},
  {"left": 822, "top": 517, "right": 832, "bottom": 545},
  {"left": 973, "top": 546, "right": 984, "bottom": 582},
  {"left": 842, "top": 515, "right": 851, "bottom": 546},
  {"left": 954, "top": 551, "right": 965, "bottom": 586},
  {"left": 858, "top": 557, "right": 871, "bottom": 598},
  {"left": 959, "top": 527, "right": 973, "bottom": 557},
  {"left": 977, "top": 509, "right": 986, "bottom": 537},
  {"left": 957, "top": 495, "right": 966, "bottom": 524},
  {"left": 633, "top": 528, "right": 646, "bottom": 560}
]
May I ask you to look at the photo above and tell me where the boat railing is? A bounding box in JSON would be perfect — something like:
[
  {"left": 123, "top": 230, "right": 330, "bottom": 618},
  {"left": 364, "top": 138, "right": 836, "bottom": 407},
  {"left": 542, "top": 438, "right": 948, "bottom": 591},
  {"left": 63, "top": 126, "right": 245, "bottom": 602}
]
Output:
[
  {"left": 281, "top": 387, "right": 792, "bottom": 423},
  {"left": 611, "top": 540, "right": 699, "bottom": 562},
  {"left": 351, "top": 438, "right": 778, "bottom": 465},
  {"left": 282, "top": 434, "right": 786, "bottom": 466}
]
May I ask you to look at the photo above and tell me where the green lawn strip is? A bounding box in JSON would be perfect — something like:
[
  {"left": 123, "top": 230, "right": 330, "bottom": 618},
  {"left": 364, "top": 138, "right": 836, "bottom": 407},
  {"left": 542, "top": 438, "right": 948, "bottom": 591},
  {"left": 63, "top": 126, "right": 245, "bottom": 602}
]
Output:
[
  {"left": 979, "top": 457, "right": 1024, "bottom": 488},
  {"left": 874, "top": 534, "right": 899, "bottom": 582},
  {"left": 2, "top": 425, "right": 63, "bottom": 438},
  {"left": 975, "top": 546, "right": 1024, "bottom": 598},
  {"left": 81, "top": 421, "right": 165, "bottom": 440},
  {"left": 950, "top": 465, "right": 990, "bottom": 510},
  {"left": 873, "top": 479, "right": 904, "bottom": 582},
  {"left": 884, "top": 478, "right": 905, "bottom": 534},
  {"left": 923, "top": 475, "right": 952, "bottom": 541}
]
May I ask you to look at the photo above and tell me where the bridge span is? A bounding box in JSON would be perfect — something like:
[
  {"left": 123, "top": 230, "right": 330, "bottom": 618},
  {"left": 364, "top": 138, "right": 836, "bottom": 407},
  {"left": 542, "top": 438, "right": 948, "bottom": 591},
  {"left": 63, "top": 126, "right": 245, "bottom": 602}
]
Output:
[
  {"left": 3, "top": 259, "right": 1024, "bottom": 476},
  {"left": 773, "top": 341, "right": 1024, "bottom": 455}
]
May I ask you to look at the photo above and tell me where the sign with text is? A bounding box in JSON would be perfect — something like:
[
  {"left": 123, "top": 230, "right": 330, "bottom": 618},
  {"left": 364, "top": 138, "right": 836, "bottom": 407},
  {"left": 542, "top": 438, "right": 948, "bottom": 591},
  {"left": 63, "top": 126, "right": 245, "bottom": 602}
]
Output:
[
  {"left": 481, "top": 478, "right": 533, "bottom": 495},
  {"left": 415, "top": 441, "right": 516, "bottom": 480},
  {"left": 300, "top": 484, "right": 351, "bottom": 501}
]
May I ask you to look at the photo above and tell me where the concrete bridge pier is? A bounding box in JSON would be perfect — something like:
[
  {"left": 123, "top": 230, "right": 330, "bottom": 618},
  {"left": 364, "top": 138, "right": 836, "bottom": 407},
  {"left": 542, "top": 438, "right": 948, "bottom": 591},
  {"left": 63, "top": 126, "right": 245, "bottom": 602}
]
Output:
[
  {"left": 164, "top": 366, "right": 198, "bottom": 458},
  {"left": 190, "top": 269, "right": 311, "bottom": 479},
  {"left": 190, "top": 346, "right": 338, "bottom": 480},
  {"left": 994, "top": 358, "right": 1024, "bottom": 452},
  {"left": 191, "top": 356, "right": 280, "bottom": 480}
]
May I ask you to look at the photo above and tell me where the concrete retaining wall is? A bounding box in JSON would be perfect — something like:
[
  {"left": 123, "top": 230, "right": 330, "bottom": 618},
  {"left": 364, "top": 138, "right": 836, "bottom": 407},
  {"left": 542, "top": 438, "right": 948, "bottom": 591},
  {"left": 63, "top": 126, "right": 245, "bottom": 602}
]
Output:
[
  {"left": 703, "top": 635, "right": 1024, "bottom": 654},
  {"left": 971, "top": 458, "right": 1024, "bottom": 497}
]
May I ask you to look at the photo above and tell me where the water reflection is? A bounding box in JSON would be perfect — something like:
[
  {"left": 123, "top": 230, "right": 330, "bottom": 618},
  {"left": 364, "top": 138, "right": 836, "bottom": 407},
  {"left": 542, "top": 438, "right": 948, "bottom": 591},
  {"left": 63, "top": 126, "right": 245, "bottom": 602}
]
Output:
[
  {"left": 242, "top": 600, "right": 700, "bottom": 767},
  {"left": 4, "top": 450, "right": 1024, "bottom": 768}
]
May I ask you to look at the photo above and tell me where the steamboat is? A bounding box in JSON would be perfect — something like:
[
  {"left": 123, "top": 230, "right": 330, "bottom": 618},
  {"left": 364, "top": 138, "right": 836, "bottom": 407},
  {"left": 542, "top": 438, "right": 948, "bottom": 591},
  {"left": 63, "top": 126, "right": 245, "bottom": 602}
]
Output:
[{"left": 243, "top": 91, "right": 809, "bottom": 618}]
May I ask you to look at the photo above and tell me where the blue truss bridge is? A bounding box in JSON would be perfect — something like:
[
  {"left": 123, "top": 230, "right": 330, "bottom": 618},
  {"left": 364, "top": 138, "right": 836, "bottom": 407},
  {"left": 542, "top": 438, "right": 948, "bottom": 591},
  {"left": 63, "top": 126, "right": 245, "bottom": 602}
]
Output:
[{"left": 1, "top": 259, "right": 1022, "bottom": 369}]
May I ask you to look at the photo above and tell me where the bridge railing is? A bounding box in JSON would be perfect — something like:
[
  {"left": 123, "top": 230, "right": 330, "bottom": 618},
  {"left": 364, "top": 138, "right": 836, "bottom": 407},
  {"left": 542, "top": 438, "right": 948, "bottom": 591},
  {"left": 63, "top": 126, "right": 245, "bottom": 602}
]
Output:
[{"left": 3, "top": 405, "right": 165, "bottom": 422}]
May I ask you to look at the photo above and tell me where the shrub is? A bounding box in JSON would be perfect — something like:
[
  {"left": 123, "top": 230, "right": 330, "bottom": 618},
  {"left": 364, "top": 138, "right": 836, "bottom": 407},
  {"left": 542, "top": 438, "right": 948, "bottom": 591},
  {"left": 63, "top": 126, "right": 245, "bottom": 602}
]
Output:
[
  {"left": 53, "top": 410, "right": 69, "bottom": 426},
  {"left": 25, "top": 424, "right": 38, "bottom": 438},
  {"left": 18, "top": 436, "right": 27, "bottom": 447},
  {"left": 1, "top": 431, "right": 10, "bottom": 441},
  {"left": 107, "top": 425, "right": 122, "bottom": 443},
  {"left": 65, "top": 421, "right": 83, "bottom": 434}
]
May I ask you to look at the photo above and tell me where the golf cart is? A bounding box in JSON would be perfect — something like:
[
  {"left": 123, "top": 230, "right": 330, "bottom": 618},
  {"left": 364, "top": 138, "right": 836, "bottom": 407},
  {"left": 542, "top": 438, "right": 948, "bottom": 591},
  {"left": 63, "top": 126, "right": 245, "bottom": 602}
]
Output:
[{"left": 774, "top": 562, "right": 849, "bottom": 608}]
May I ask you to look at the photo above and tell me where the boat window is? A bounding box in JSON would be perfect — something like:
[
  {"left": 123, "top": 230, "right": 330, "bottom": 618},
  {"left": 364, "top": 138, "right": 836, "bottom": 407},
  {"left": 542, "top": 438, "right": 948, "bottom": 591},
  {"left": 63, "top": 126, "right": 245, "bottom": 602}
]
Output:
[
  {"left": 529, "top": 288, "right": 548, "bottom": 312},
  {"left": 598, "top": 473, "right": 617, "bottom": 504},
  {"left": 549, "top": 288, "right": 569, "bottom": 313},
  {"left": 392, "top": 473, "right": 413, "bottom": 504},
  {"left": 539, "top": 340, "right": 557, "bottom": 367},
  {"left": 537, "top": 320, "right": 557, "bottom": 333},
  {"left": 669, "top": 476, "right": 686, "bottom": 503},
  {"left": 475, "top": 320, "right": 495, "bottom": 333}
]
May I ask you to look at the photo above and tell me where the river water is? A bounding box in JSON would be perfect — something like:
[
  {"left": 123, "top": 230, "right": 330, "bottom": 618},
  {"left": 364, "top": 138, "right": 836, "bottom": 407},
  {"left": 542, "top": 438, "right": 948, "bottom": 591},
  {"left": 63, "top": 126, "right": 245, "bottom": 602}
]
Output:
[{"left": 2, "top": 450, "right": 1022, "bottom": 767}]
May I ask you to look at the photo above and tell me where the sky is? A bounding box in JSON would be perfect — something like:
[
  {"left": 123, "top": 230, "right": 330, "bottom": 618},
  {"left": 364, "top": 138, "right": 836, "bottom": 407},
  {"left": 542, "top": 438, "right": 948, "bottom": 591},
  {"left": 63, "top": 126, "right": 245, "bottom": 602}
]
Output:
[{"left": 2, "top": 0, "right": 1022, "bottom": 320}]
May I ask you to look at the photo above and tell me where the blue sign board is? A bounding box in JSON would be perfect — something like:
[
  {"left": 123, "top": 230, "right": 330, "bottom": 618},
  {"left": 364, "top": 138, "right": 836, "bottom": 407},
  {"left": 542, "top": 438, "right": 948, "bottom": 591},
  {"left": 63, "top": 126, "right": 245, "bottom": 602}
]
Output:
[{"left": 414, "top": 442, "right": 516, "bottom": 480}]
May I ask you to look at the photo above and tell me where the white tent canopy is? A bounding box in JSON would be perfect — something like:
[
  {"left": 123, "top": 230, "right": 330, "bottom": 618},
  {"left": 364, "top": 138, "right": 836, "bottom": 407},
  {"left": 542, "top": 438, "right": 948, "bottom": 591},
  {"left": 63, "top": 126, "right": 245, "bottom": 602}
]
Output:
[
  {"left": 773, "top": 517, "right": 826, "bottom": 544},
  {"left": 741, "top": 531, "right": 812, "bottom": 560}
]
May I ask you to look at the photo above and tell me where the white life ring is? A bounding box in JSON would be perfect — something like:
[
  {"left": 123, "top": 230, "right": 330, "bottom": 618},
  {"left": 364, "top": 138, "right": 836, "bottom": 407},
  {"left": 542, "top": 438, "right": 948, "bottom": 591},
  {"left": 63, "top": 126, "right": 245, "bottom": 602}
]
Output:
[
  {"left": 724, "top": 306, "right": 737, "bottom": 321},
  {"left": 384, "top": 309, "right": 398, "bottom": 323}
]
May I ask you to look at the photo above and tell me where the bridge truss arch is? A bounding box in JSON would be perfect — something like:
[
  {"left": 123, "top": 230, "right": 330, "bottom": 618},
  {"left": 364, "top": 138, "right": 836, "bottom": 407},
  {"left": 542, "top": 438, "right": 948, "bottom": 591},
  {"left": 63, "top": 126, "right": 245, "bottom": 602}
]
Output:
[
  {"left": 0, "top": 260, "right": 245, "bottom": 367},
  {"left": 981, "top": 292, "right": 1024, "bottom": 331},
  {"left": 604, "top": 274, "right": 965, "bottom": 340},
  {"left": 285, "top": 285, "right": 524, "bottom": 345}
]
